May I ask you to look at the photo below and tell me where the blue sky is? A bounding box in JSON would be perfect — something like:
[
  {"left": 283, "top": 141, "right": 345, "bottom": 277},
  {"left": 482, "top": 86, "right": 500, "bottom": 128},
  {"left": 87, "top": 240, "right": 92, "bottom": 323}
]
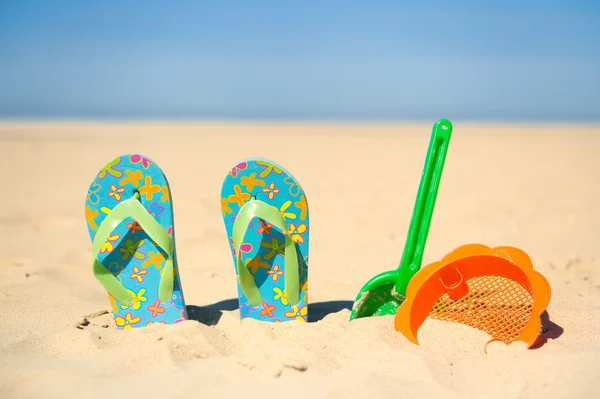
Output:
[{"left": 0, "top": 1, "right": 599, "bottom": 120}]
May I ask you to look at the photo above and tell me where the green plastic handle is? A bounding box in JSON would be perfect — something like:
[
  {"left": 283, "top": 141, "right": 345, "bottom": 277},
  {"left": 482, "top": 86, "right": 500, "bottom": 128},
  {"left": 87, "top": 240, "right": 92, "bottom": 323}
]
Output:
[
  {"left": 394, "top": 119, "right": 453, "bottom": 296},
  {"left": 92, "top": 192, "right": 175, "bottom": 307},
  {"left": 231, "top": 199, "right": 300, "bottom": 307}
]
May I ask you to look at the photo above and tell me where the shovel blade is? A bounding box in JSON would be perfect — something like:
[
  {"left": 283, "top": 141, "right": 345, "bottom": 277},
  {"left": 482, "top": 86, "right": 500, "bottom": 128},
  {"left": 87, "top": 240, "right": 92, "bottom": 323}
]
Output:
[{"left": 349, "top": 271, "right": 406, "bottom": 320}]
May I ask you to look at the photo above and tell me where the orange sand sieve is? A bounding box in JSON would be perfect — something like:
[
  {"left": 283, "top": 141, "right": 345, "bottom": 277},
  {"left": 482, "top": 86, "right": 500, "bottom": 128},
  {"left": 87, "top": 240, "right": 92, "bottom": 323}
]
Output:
[{"left": 394, "top": 244, "right": 551, "bottom": 349}]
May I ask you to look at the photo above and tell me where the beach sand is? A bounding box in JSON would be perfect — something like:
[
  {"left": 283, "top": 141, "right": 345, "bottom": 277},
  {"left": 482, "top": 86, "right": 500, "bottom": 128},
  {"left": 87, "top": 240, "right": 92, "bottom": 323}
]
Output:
[{"left": 0, "top": 122, "right": 599, "bottom": 398}]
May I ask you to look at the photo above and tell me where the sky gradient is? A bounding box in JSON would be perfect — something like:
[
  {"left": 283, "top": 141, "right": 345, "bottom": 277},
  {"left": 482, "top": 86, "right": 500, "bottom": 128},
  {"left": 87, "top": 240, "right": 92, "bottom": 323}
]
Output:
[{"left": 1, "top": 1, "right": 599, "bottom": 121}]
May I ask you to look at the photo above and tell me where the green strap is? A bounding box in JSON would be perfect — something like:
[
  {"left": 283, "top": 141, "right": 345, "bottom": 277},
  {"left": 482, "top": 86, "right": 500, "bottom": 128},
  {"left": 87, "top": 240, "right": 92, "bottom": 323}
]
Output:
[
  {"left": 92, "top": 192, "right": 174, "bottom": 307},
  {"left": 232, "top": 199, "right": 300, "bottom": 307}
]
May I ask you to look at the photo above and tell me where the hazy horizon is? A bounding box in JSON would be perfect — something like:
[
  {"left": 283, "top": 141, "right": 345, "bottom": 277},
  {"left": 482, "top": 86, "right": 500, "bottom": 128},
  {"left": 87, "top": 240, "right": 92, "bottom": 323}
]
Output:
[{"left": 1, "top": 1, "right": 599, "bottom": 122}]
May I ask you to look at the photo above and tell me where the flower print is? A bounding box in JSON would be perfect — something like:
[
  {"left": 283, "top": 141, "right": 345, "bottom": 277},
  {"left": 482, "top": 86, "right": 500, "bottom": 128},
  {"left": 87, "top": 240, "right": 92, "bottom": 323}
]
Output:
[
  {"left": 107, "top": 184, "right": 126, "bottom": 201},
  {"left": 161, "top": 186, "right": 170, "bottom": 203},
  {"left": 119, "top": 169, "right": 143, "bottom": 188},
  {"left": 87, "top": 183, "right": 101, "bottom": 205},
  {"left": 273, "top": 287, "right": 288, "bottom": 305},
  {"left": 288, "top": 223, "right": 307, "bottom": 244},
  {"left": 163, "top": 293, "right": 183, "bottom": 309},
  {"left": 118, "top": 238, "right": 146, "bottom": 261},
  {"left": 130, "top": 266, "right": 147, "bottom": 283},
  {"left": 240, "top": 172, "right": 266, "bottom": 192},
  {"left": 256, "top": 160, "right": 283, "bottom": 178},
  {"left": 261, "top": 182, "right": 280, "bottom": 200},
  {"left": 142, "top": 250, "right": 165, "bottom": 270},
  {"left": 257, "top": 219, "right": 272, "bottom": 235},
  {"left": 171, "top": 293, "right": 183, "bottom": 309},
  {"left": 260, "top": 301, "right": 276, "bottom": 317},
  {"left": 279, "top": 201, "right": 297, "bottom": 220},
  {"left": 147, "top": 202, "right": 165, "bottom": 220},
  {"left": 284, "top": 305, "right": 307, "bottom": 322},
  {"left": 283, "top": 177, "right": 301, "bottom": 197},
  {"left": 230, "top": 238, "right": 253, "bottom": 257},
  {"left": 147, "top": 299, "right": 166, "bottom": 317},
  {"left": 100, "top": 206, "right": 111, "bottom": 215},
  {"left": 300, "top": 280, "right": 308, "bottom": 303},
  {"left": 167, "top": 226, "right": 173, "bottom": 236},
  {"left": 294, "top": 195, "right": 308, "bottom": 221},
  {"left": 100, "top": 233, "right": 121, "bottom": 254},
  {"left": 245, "top": 256, "right": 270, "bottom": 274},
  {"left": 260, "top": 237, "right": 285, "bottom": 260},
  {"left": 139, "top": 176, "right": 161, "bottom": 201},
  {"left": 108, "top": 293, "right": 119, "bottom": 313},
  {"left": 240, "top": 243, "right": 253, "bottom": 255},
  {"left": 146, "top": 320, "right": 167, "bottom": 326},
  {"left": 98, "top": 157, "right": 123, "bottom": 180},
  {"left": 108, "top": 261, "right": 124, "bottom": 274},
  {"left": 230, "top": 162, "right": 248, "bottom": 178},
  {"left": 126, "top": 221, "right": 143, "bottom": 235},
  {"left": 228, "top": 185, "right": 250, "bottom": 207},
  {"left": 115, "top": 312, "right": 142, "bottom": 330},
  {"left": 173, "top": 308, "right": 186, "bottom": 323},
  {"left": 130, "top": 154, "right": 152, "bottom": 169},
  {"left": 221, "top": 198, "right": 232, "bottom": 215},
  {"left": 85, "top": 206, "right": 99, "bottom": 231},
  {"left": 266, "top": 264, "right": 283, "bottom": 282},
  {"left": 120, "top": 288, "right": 148, "bottom": 310},
  {"left": 298, "top": 255, "right": 308, "bottom": 279},
  {"left": 239, "top": 302, "right": 257, "bottom": 318}
]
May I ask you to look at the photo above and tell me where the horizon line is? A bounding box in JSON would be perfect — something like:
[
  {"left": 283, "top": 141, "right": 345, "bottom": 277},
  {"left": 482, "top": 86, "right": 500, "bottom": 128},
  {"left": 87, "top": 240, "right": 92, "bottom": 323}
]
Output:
[{"left": 1, "top": 117, "right": 599, "bottom": 126}]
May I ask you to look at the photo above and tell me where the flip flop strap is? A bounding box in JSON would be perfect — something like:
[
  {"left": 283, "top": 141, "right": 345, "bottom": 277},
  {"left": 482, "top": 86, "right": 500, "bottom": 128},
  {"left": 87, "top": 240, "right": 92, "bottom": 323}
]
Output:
[
  {"left": 232, "top": 199, "right": 300, "bottom": 307},
  {"left": 92, "top": 194, "right": 174, "bottom": 307}
]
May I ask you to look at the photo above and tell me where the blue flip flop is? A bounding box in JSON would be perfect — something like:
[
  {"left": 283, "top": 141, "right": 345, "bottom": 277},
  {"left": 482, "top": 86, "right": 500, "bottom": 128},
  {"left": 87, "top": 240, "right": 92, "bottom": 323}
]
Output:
[
  {"left": 85, "top": 154, "right": 187, "bottom": 330},
  {"left": 221, "top": 158, "right": 309, "bottom": 322}
]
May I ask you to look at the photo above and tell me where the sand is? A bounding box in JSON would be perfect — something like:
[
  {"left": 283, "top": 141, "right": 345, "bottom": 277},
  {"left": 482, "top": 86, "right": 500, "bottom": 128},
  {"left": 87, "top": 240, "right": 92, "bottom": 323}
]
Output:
[{"left": 0, "top": 121, "right": 599, "bottom": 399}]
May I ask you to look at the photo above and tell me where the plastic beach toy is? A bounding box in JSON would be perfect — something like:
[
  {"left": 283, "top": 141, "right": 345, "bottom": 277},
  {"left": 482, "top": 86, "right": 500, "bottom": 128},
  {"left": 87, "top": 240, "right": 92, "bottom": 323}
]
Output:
[
  {"left": 395, "top": 244, "right": 551, "bottom": 349},
  {"left": 350, "top": 119, "right": 452, "bottom": 320}
]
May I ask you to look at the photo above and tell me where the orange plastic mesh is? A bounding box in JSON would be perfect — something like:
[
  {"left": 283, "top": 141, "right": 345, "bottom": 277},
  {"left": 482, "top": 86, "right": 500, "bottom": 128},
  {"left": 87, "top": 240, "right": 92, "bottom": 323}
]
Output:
[
  {"left": 394, "top": 245, "right": 551, "bottom": 350},
  {"left": 429, "top": 275, "right": 534, "bottom": 344}
]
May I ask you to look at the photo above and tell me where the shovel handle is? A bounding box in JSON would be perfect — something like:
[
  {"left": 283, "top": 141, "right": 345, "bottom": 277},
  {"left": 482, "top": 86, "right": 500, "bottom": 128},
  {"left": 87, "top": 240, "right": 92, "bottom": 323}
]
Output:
[{"left": 395, "top": 119, "right": 453, "bottom": 296}]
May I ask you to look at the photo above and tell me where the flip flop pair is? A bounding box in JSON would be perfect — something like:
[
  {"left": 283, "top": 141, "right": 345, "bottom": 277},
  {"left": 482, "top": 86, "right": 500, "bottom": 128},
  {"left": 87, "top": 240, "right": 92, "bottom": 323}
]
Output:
[{"left": 85, "top": 155, "right": 309, "bottom": 330}]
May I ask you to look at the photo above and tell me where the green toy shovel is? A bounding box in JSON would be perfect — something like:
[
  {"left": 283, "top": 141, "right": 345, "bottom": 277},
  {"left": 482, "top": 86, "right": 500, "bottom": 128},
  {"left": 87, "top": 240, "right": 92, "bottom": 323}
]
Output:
[{"left": 349, "top": 119, "right": 453, "bottom": 320}]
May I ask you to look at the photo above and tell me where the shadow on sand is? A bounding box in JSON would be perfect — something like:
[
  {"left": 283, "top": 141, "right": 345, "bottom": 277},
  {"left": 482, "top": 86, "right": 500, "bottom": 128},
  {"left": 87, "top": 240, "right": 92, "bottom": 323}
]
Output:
[
  {"left": 530, "top": 310, "right": 564, "bottom": 349},
  {"left": 185, "top": 299, "right": 354, "bottom": 326}
]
